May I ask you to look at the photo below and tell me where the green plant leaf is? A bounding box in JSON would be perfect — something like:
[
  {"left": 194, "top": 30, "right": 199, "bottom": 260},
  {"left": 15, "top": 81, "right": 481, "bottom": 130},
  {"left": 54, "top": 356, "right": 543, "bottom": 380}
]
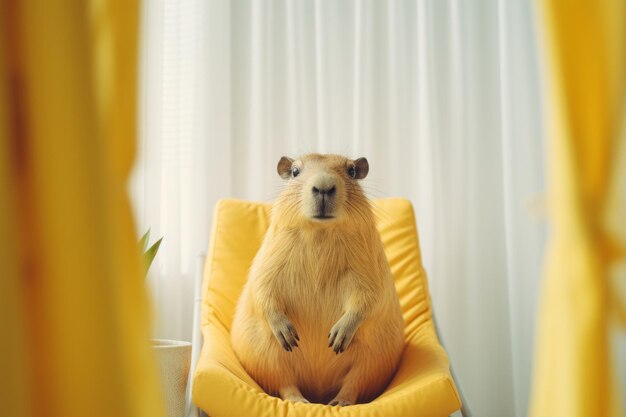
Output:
[
  {"left": 139, "top": 229, "right": 151, "bottom": 252},
  {"left": 144, "top": 237, "right": 163, "bottom": 275}
]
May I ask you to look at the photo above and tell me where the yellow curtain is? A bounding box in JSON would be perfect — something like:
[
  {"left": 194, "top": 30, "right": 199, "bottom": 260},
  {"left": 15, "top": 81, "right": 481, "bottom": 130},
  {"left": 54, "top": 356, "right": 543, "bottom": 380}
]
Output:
[
  {"left": 0, "top": 1, "right": 164, "bottom": 417},
  {"left": 530, "top": 0, "right": 625, "bottom": 416}
]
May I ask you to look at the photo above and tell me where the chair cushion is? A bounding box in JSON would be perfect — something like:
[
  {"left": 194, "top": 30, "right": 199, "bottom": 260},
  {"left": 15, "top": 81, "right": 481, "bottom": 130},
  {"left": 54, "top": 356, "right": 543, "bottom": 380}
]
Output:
[{"left": 193, "top": 198, "right": 461, "bottom": 417}]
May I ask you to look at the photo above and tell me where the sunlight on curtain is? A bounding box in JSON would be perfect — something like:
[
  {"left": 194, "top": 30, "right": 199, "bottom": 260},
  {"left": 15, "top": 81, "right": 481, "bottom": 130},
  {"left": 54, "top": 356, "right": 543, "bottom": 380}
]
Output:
[
  {"left": 0, "top": 1, "right": 164, "bottom": 416},
  {"left": 133, "top": 1, "right": 545, "bottom": 416},
  {"left": 530, "top": 0, "right": 626, "bottom": 416}
]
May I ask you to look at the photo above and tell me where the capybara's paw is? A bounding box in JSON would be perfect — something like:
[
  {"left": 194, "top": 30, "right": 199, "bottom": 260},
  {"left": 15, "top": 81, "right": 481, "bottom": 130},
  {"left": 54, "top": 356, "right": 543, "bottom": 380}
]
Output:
[
  {"left": 328, "top": 315, "right": 358, "bottom": 354},
  {"left": 269, "top": 315, "right": 300, "bottom": 351},
  {"left": 289, "top": 396, "right": 310, "bottom": 404},
  {"left": 279, "top": 385, "right": 309, "bottom": 403},
  {"left": 329, "top": 398, "right": 353, "bottom": 406}
]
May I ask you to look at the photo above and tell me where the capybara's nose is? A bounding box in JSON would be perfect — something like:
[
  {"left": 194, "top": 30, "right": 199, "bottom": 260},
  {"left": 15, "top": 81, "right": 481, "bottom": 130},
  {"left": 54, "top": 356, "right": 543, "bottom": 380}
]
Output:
[{"left": 312, "top": 185, "right": 336, "bottom": 196}]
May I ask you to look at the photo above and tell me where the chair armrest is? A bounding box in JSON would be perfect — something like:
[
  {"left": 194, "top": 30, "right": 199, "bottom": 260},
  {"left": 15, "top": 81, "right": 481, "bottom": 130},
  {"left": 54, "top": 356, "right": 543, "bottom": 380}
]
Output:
[
  {"left": 192, "top": 320, "right": 262, "bottom": 393},
  {"left": 375, "top": 321, "right": 461, "bottom": 412}
]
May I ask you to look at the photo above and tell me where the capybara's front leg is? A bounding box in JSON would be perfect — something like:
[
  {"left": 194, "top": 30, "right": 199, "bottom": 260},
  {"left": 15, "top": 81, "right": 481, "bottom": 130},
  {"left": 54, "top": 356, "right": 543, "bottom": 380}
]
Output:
[
  {"left": 267, "top": 310, "right": 300, "bottom": 352},
  {"left": 328, "top": 311, "right": 363, "bottom": 354}
]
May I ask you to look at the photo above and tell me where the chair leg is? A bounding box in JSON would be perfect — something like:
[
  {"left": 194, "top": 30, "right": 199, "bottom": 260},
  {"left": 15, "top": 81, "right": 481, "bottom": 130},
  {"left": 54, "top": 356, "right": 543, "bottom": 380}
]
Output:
[
  {"left": 450, "top": 363, "right": 473, "bottom": 417},
  {"left": 186, "top": 253, "right": 207, "bottom": 417},
  {"left": 433, "top": 311, "right": 473, "bottom": 417}
]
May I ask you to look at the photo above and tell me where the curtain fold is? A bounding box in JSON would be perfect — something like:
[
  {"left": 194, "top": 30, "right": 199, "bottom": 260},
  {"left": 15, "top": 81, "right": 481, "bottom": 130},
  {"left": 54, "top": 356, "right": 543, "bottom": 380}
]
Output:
[
  {"left": 0, "top": 1, "right": 164, "bottom": 416},
  {"left": 530, "top": 0, "right": 625, "bottom": 416}
]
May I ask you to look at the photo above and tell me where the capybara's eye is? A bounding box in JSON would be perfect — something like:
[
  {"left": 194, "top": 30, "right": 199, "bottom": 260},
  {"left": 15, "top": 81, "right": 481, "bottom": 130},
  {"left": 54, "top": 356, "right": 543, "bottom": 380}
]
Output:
[
  {"left": 348, "top": 166, "right": 356, "bottom": 179},
  {"left": 292, "top": 166, "right": 300, "bottom": 178}
]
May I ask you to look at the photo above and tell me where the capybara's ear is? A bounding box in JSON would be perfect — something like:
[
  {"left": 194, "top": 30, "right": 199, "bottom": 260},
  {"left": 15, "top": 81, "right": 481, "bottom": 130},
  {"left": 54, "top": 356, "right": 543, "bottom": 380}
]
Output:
[
  {"left": 353, "top": 157, "right": 369, "bottom": 180},
  {"left": 277, "top": 156, "right": 295, "bottom": 179}
]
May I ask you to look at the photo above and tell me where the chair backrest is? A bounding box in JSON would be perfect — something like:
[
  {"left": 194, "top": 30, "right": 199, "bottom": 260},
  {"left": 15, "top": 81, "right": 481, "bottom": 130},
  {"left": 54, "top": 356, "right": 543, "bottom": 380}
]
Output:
[{"left": 202, "top": 198, "right": 434, "bottom": 339}]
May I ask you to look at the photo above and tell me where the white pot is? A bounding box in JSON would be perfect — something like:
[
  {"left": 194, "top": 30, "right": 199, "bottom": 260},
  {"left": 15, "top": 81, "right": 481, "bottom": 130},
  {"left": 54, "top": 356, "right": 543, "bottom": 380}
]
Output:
[{"left": 152, "top": 339, "right": 192, "bottom": 417}]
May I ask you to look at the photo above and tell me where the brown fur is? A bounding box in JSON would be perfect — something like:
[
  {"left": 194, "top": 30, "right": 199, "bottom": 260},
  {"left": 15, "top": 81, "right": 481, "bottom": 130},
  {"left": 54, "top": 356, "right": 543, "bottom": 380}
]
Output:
[{"left": 231, "top": 154, "right": 404, "bottom": 406}]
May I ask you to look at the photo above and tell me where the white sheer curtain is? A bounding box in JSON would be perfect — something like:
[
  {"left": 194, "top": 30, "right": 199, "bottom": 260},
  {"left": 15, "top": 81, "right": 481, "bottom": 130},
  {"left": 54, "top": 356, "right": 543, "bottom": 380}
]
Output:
[{"left": 132, "top": 1, "right": 546, "bottom": 416}]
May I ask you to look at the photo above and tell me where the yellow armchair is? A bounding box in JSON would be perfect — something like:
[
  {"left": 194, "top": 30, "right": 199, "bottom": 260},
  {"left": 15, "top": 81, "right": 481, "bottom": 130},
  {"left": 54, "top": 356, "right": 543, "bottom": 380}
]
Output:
[{"left": 192, "top": 198, "right": 462, "bottom": 417}]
